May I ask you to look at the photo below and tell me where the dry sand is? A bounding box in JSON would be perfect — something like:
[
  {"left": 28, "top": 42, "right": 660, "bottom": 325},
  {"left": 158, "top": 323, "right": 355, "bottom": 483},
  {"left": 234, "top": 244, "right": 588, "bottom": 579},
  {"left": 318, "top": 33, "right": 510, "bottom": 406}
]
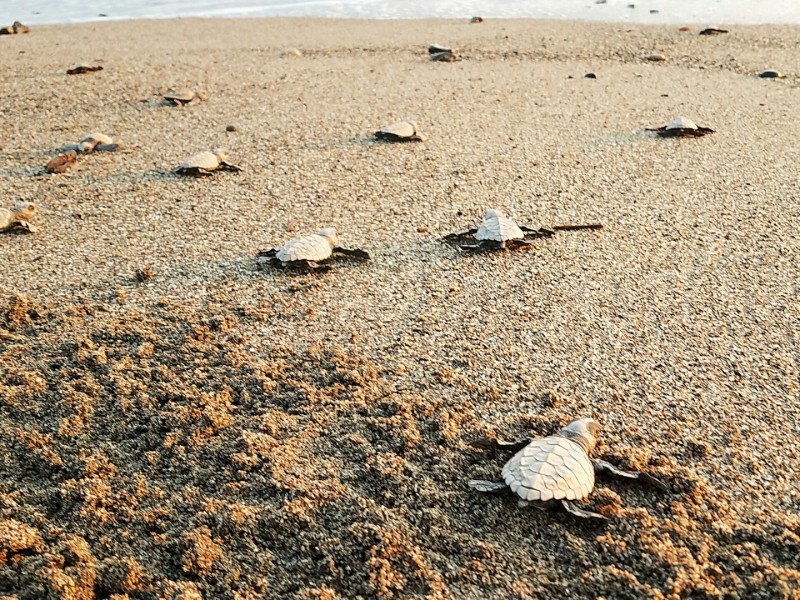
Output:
[{"left": 0, "top": 17, "right": 799, "bottom": 599}]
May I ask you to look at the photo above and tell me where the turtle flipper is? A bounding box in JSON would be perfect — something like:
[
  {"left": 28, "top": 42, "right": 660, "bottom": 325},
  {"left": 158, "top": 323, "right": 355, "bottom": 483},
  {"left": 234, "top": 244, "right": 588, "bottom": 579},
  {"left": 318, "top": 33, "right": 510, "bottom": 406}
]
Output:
[
  {"left": 519, "top": 226, "right": 555, "bottom": 238},
  {"left": 442, "top": 228, "right": 478, "bottom": 241},
  {"left": 219, "top": 161, "right": 242, "bottom": 172},
  {"left": 468, "top": 480, "right": 508, "bottom": 494},
  {"left": 176, "top": 167, "right": 212, "bottom": 177},
  {"left": 257, "top": 248, "right": 278, "bottom": 258},
  {"left": 333, "top": 247, "right": 370, "bottom": 260},
  {"left": 552, "top": 224, "right": 603, "bottom": 232},
  {"left": 593, "top": 459, "right": 669, "bottom": 492},
  {"left": 470, "top": 437, "right": 531, "bottom": 453},
  {"left": 561, "top": 500, "right": 607, "bottom": 520}
]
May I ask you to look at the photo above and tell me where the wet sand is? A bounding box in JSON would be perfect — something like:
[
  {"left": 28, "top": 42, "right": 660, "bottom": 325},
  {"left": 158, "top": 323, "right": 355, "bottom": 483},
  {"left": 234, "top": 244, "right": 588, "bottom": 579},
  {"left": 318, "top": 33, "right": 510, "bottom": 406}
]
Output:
[{"left": 0, "top": 17, "right": 799, "bottom": 599}]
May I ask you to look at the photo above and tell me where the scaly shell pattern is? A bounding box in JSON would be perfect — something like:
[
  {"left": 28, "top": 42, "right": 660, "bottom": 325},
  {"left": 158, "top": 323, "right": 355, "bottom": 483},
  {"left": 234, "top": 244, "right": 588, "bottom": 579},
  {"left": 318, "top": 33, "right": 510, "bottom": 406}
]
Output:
[
  {"left": 276, "top": 233, "right": 335, "bottom": 263},
  {"left": 475, "top": 210, "right": 525, "bottom": 242},
  {"left": 179, "top": 151, "right": 221, "bottom": 171},
  {"left": 666, "top": 116, "right": 698, "bottom": 130},
  {"left": 501, "top": 436, "right": 595, "bottom": 502}
]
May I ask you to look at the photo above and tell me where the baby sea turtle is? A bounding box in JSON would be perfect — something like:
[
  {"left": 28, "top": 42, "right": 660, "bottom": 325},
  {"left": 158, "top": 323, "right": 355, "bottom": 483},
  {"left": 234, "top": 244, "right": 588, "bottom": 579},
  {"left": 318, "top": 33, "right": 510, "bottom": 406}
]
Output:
[
  {"left": 257, "top": 227, "right": 370, "bottom": 272},
  {"left": 175, "top": 148, "right": 241, "bottom": 177},
  {"left": 428, "top": 43, "right": 458, "bottom": 62},
  {"left": 469, "top": 417, "right": 668, "bottom": 520},
  {"left": 647, "top": 116, "right": 714, "bottom": 138},
  {"left": 0, "top": 202, "right": 37, "bottom": 234},
  {"left": 0, "top": 21, "right": 29, "bottom": 34},
  {"left": 443, "top": 208, "right": 602, "bottom": 251},
  {"left": 699, "top": 27, "right": 728, "bottom": 35},
  {"left": 45, "top": 151, "right": 77, "bottom": 174},
  {"left": 164, "top": 89, "right": 208, "bottom": 106},
  {"left": 759, "top": 70, "right": 784, "bottom": 79},
  {"left": 66, "top": 64, "right": 103, "bottom": 75},
  {"left": 77, "top": 133, "right": 118, "bottom": 153},
  {"left": 374, "top": 121, "right": 427, "bottom": 143},
  {"left": 470, "top": 16, "right": 484, "bottom": 23}
]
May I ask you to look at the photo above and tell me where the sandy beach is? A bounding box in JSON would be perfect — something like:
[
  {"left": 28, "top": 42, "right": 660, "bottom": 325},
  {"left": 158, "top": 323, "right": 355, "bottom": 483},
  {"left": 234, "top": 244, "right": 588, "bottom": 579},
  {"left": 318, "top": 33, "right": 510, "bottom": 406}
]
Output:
[{"left": 0, "top": 17, "right": 799, "bottom": 598}]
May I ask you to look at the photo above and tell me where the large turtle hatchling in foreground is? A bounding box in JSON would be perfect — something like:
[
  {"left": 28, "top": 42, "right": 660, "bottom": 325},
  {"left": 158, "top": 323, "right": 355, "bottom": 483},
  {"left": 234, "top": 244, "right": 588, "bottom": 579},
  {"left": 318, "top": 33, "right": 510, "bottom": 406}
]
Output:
[
  {"left": 469, "top": 418, "right": 668, "bottom": 520},
  {"left": 258, "top": 227, "right": 370, "bottom": 272},
  {"left": 175, "top": 148, "right": 241, "bottom": 177},
  {"left": 647, "top": 116, "right": 714, "bottom": 138},
  {"left": 0, "top": 202, "right": 38, "bottom": 234},
  {"left": 374, "top": 121, "right": 427, "bottom": 143},
  {"left": 443, "top": 208, "right": 602, "bottom": 251}
]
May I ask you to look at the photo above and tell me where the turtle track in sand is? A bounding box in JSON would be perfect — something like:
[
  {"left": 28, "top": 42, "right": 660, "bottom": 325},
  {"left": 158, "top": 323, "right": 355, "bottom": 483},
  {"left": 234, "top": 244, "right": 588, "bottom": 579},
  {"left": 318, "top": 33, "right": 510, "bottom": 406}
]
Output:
[{"left": 0, "top": 295, "right": 797, "bottom": 598}]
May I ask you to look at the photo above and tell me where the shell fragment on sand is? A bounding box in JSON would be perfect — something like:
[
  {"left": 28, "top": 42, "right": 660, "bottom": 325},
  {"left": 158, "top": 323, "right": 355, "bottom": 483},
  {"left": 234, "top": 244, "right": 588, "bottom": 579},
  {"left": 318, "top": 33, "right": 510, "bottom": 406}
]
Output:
[
  {"left": 468, "top": 418, "right": 668, "bottom": 519},
  {"left": 257, "top": 227, "right": 370, "bottom": 272},
  {"left": 45, "top": 151, "right": 77, "bottom": 174},
  {"left": 0, "top": 202, "right": 37, "bottom": 234},
  {"left": 66, "top": 65, "right": 103, "bottom": 75},
  {"left": 164, "top": 89, "right": 208, "bottom": 105},
  {"left": 175, "top": 148, "right": 241, "bottom": 177},
  {"left": 374, "top": 121, "right": 427, "bottom": 142},
  {"left": 647, "top": 115, "right": 714, "bottom": 137}
]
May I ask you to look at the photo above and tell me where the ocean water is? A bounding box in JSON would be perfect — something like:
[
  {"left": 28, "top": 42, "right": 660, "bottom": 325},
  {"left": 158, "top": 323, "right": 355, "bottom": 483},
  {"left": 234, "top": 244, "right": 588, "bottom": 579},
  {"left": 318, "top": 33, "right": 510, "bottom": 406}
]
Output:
[{"left": 4, "top": 0, "right": 799, "bottom": 26}]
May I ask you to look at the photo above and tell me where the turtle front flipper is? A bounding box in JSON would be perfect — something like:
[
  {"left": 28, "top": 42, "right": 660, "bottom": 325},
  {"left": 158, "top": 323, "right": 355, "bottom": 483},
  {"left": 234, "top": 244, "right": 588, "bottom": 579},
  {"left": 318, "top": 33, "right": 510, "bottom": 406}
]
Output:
[
  {"left": 333, "top": 247, "right": 370, "bottom": 260},
  {"left": 468, "top": 480, "right": 509, "bottom": 494},
  {"left": 519, "top": 226, "right": 554, "bottom": 238},
  {"left": 219, "top": 161, "right": 242, "bottom": 172},
  {"left": 175, "top": 167, "right": 212, "bottom": 177},
  {"left": 593, "top": 459, "right": 669, "bottom": 491},
  {"left": 552, "top": 223, "right": 603, "bottom": 232},
  {"left": 442, "top": 228, "right": 478, "bottom": 241},
  {"left": 258, "top": 248, "right": 279, "bottom": 258},
  {"left": 561, "top": 500, "right": 607, "bottom": 520},
  {"left": 470, "top": 437, "right": 530, "bottom": 453}
]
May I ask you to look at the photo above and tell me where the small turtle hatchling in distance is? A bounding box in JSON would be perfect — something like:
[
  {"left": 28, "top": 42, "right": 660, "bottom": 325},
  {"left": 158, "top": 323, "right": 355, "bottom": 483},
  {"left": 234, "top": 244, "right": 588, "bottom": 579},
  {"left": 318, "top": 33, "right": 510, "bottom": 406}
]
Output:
[
  {"left": 45, "top": 151, "right": 77, "bottom": 174},
  {"left": 0, "top": 21, "right": 30, "bottom": 34},
  {"left": 258, "top": 227, "right": 370, "bottom": 273},
  {"left": 0, "top": 202, "right": 38, "bottom": 234},
  {"left": 428, "top": 43, "right": 458, "bottom": 62},
  {"left": 374, "top": 121, "right": 427, "bottom": 143},
  {"left": 67, "top": 64, "right": 103, "bottom": 75},
  {"left": 77, "top": 133, "right": 118, "bottom": 153},
  {"left": 647, "top": 115, "right": 714, "bottom": 137},
  {"left": 699, "top": 26, "right": 728, "bottom": 35},
  {"left": 164, "top": 88, "right": 208, "bottom": 106},
  {"left": 470, "top": 16, "right": 483, "bottom": 23},
  {"left": 175, "top": 148, "right": 241, "bottom": 177},
  {"left": 469, "top": 417, "right": 669, "bottom": 520},
  {"left": 759, "top": 69, "right": 784, "bottom": 79},
  {"left": 443, "top": 208, "right": 602, "bottom": 251}
]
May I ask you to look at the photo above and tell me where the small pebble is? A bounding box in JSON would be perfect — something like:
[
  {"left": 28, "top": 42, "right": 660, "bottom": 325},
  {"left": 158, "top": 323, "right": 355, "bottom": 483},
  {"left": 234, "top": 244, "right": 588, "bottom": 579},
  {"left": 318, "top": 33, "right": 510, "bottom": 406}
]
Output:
[{"left": 649, "top": 9, "right": 659, "bottom": 13}]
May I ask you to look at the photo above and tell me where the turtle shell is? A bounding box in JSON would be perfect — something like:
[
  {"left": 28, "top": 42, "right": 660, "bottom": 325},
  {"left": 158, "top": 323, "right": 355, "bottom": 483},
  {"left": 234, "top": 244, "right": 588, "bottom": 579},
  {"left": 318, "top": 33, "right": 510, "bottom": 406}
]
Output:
[
  {"left": 428, "top": 44, "right": 452, "bottom": 54},
  {"left": 501, "top": 435, "right": 595, "bottom": 502},
  {"left": 178, "top": 151, "right": 221, "bottom": 172},
  {"left": 475, "top": 209, "right": 524, "bottom": 242},
  {"left": 275, "top": 232, "right": 335, "bottom": 263},
  {"left": 375, "top": 121, "right": 426, "bottom": 142},
  {"left": 0, "top": 202, "right": 37, "bottom": 231},
  {"left": 665, "top": 116, "right": 698, "bottom": 130}
]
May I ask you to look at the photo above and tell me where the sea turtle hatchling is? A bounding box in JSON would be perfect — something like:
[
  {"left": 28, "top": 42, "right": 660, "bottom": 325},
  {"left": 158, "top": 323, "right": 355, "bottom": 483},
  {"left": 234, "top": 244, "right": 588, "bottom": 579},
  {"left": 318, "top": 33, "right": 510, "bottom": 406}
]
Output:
[
  {"left": 175, "top": 148, "right": 241, "bottom": 177},
  {"left": 77, "top": 133, "right": 118, "bottom": 153},
  {"left": 257, "top": 227, "right": 370, "bottom": 272},
  {"left": 469, "top": 418, "right": 668, "bottom": 520},
  {"left": 0, "top": 202, "right": 37, "bottom": 234},
  {"left": 164, "top": 89, "right": 208, "bottom": 106},
  {"left": 443, "top": 208, "right": 602, "bottom": 251},
  {"left": 374, "top": 121, "right": 427, "bottom": 143},
  {"left": 647, "top": 115, "right": 714, "bottom": 137}
]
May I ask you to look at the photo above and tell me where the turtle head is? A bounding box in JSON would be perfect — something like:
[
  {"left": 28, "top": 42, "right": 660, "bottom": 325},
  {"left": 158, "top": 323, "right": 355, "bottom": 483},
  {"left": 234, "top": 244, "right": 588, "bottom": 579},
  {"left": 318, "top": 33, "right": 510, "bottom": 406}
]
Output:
[
  {"left": 560, "top": 418, "right": 599, "bottom": 454},
  {"left": 317, "top": 227, "right": 338, "bottom": 247},
  {"left": 11, "top": 202, "right": 37, "bottom": 221},
  {"left": 212, "top": 148, "right": 229, "bottom": 162},
  {"left": 485, "top": 208, "right": 505, "bottom": 219}
]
